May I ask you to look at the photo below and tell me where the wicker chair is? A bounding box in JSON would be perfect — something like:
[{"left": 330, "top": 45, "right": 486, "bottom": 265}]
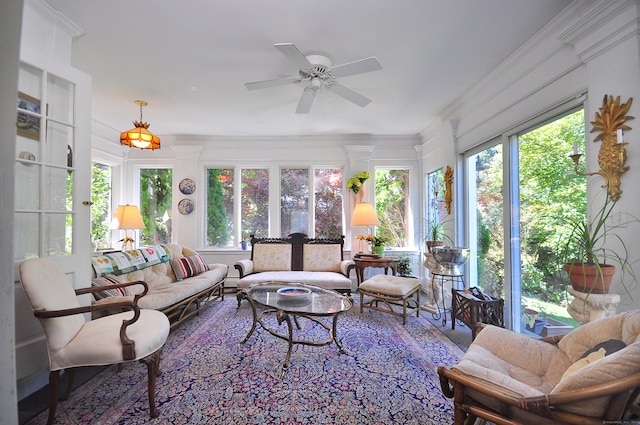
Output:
[
  {"left": 19, "top": 258, "right": 171, "bottom": 425},
  {"left": 438, "top": 311, "right": 640, "bottom": 425}
]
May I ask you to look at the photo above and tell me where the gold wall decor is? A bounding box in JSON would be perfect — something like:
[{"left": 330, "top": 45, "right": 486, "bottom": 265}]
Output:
[
  {"left": 572, "top": 95, "right": 633, "bottom": 201},
  {"left": 444, "top": 165, "right": 453, "bottom": 214}
]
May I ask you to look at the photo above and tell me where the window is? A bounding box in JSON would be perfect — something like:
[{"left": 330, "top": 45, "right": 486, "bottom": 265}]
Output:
[
  {"left": 464, "top": 108, "right": 586, "bottom": 332},
  {"left": 375, "top": 168, "right": 410, "bottom": 247},
  {"left": 91, "top": 161, "right": 112, "bottom": 249},
  {"left": 205, "top": 166, "right": 343, "bottom": 247},
  {"left": 140, "top": 168, "right": 172, "bottom": 245},
  {"left": 241, "top": 168, "right": 269, "bottom": 240}
]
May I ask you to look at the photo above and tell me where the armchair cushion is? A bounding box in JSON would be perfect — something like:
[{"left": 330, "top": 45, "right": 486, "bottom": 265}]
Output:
[
  {"left": 253, "top": 244, "right": 291, "bottom": 272},
  {"left": 170, "top": 254, "right": 210, "bottom": 280}
]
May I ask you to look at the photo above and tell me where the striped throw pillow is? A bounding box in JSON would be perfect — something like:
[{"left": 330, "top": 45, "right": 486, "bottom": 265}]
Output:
[
  {"left": 91, "top": 275, "right": 129, "bottom": 299},
  {"left": 170, "top": 254, "right": 210, "bottom": 280}
]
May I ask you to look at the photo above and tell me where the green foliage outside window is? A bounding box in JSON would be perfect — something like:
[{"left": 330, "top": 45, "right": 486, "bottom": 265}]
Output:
[
  {"left": 90, "top": 162, "right": 111, "bottom": 249},
  {"left": 140, "top": 168, "right": 172, "bottom": 245},
  {"left": 375, "top": 169, "right": 409, "bottom": 247},
  {"left": 207, "top": 168, "right": 230, "bottom": 246}
]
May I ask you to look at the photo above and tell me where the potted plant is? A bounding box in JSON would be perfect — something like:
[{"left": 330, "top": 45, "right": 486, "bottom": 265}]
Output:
[
  {"left": 424, "top": 218, "right": 452, "bottom": 253},
  {"left": 563, "top": 194, "right": 637, "bottom": 294},
  {"left": 395, "top": 253, "right": 414, "bottom": 277}
]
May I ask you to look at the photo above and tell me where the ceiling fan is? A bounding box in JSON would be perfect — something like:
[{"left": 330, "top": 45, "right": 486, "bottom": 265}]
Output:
[{"left": 245, "top": 43, "right": 383, "bottom": 114}]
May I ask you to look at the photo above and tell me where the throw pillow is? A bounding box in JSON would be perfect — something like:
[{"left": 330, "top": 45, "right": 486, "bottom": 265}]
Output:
[
  {"left": 580, "top": 339, "right": 626, "bottom": 359},
  {"left": 91, "top": 275, "right": 128, "bottom": 299},
  {"left": 170, "top": 254, "right": 210, "bottom": 280},
  {"left": 561, "top": 348, "right": 606, "bottom": 379}
]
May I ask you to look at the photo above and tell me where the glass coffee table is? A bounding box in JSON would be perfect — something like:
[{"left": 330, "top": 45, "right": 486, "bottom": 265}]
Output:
[{"left": 237, "top": 281, "right": 353, "bottom": 378}]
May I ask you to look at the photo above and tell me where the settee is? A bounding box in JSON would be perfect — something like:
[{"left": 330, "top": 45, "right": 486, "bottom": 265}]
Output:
[
  {"left": 234, "top": 233, "right": 355, "bottom": 295},
  {"left": 91, "top": 244, "right": 227, "bottom": 328}
]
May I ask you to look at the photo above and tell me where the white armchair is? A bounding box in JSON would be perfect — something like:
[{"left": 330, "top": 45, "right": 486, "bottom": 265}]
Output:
[{"left": 19, "top": 258, "right": 170, "bottom": 425}]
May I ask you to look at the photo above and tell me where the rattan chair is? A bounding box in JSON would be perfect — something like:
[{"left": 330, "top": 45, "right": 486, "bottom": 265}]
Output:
[
  {"left": 19, "top": 258, "right": 170, "bottom": 425},
  {"left": 438, "top": 311, "right": 640, "bottom": 425}
]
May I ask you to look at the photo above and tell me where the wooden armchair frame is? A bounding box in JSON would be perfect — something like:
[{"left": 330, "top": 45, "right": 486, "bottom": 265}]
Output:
[
  {"left": 438, "top": 324, "right": 640, "bottom": 425},
  {"left": 23, "top": 275, "right": 168, "bottom": 425}
]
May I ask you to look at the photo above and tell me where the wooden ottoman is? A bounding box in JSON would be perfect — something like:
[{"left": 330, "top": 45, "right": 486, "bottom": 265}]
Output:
[{"left": 359, "top": 275, "right": 421, "bottom": 325}]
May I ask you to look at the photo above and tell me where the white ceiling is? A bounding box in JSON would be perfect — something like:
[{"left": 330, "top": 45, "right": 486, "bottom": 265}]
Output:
[{"left": 45, "top": 0, "right": 572, "bottom": 138}]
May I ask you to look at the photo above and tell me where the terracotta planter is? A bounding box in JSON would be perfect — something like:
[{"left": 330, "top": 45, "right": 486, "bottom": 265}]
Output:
[
  {"left": 565, "top": 262, "right": 615, "bottom": 294},
  {"left": 426, "top": 241, "right": 443, "bottom": 253}
]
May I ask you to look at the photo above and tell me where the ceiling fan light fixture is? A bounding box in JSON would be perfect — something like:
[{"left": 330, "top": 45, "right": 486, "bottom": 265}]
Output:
[{"left": 120, "top": 100, "right": 161, "bottom": 150}]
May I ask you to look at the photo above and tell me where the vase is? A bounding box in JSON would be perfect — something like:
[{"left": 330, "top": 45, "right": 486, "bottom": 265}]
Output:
[
  {"left": 355, "top": 182, "right": 365, "bottom": 203},
  {"left": 373, "top": 245, "right": 385, "bottom": 256}
]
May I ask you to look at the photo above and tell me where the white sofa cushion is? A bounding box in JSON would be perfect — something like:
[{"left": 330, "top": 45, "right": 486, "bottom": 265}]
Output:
[{"left": 238, "top": 271, "right": 352, "bottom": 291}]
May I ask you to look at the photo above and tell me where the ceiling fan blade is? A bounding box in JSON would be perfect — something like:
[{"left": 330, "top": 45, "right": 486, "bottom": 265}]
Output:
[
  {"left": 275, "top": 43, "right": 313, "bottom": 70},
  {"left": 326, "top": 83, "right": 372, "bottom": 107},
  {"left": 331, "top": 57, "right": 383, "bottom": 78},
  {"left": 295, "top": 86, "right": 317, "bottom": 114},
  {"left": 245, "top": 76, "right": 300, "bottom": 91}
]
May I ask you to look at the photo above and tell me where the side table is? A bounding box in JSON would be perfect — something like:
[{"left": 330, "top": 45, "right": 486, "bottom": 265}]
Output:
[{"left": 353, "top": 257, "right": 398, "bottom": 286}]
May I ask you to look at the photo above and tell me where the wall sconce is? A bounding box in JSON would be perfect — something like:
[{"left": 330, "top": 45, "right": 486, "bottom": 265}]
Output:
[
  {"left": 570, "top": 95, "right": 633, "bottom": 201},
  {"left": 444, "top": 165, "right": 453, "bottom": 214}
]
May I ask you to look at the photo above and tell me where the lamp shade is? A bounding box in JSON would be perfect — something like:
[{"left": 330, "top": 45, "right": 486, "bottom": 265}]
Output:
[
  {"left": 351, "top": 202, "right": 380, "bottom": 227},
  {"left": 113, "top": 205, "right": 146, "bottom": 230}
]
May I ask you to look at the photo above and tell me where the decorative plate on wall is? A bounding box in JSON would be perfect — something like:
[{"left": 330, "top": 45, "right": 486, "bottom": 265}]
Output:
[
  {"left": 179, "top": 178, "right": 195, "bottom": 195},
  {"left": 178, "top": 199, "right": 194, "bottom": 215}
]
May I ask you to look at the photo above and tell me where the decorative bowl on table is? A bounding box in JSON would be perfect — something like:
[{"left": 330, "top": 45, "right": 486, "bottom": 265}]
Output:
[
  {"left": 277, "top": 286, "right": 312, "bottom": 304},
  {"left": 432, "top": 246, "right": 470, "bottom": 275}
]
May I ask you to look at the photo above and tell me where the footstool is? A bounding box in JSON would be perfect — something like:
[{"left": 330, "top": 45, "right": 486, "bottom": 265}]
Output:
[{"left": 359, "top": 275, "right": 421, "bottom": 325}]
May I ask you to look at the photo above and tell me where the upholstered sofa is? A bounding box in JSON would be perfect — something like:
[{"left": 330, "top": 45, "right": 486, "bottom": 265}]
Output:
[
  {"left": 234, "top": 233, "right": 355, "bottom": 295},
  {"left": 91, "top": 244, "right": 227, "bottom": 328}
]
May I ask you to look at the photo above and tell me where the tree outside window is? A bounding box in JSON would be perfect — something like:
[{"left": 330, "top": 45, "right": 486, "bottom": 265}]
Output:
[
  {"left": 375, "top": 169, "right": 410, "bottom": 247},
  {"left": 140, "top": 168, "right": 172, "bottom": 245},
  {"left": 207, "top": 168, "right": 233, "bottom": 247},
  {"left": 90, "top": 161, "right": 112, "bottom": 249},
  {"left": 241, "top": 168, "right": 269, "bottom": 240}
]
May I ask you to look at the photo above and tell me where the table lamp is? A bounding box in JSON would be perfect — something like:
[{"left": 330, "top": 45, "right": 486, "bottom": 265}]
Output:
[
  {"left": 113, "top": 204, "right": 145, "bottom": 251},
  {"left": 351, "top": 202, "right": 380, "bottom": 254}
]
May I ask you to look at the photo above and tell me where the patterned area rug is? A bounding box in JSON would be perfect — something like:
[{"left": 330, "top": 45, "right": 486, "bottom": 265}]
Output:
[{"left": 27, "top": 296, "right": 464, "bottom": 425}]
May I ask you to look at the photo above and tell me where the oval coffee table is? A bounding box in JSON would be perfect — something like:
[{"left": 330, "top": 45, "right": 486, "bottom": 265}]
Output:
[{"left": 237, "top": 281, "right": 353, "bottom": 378}]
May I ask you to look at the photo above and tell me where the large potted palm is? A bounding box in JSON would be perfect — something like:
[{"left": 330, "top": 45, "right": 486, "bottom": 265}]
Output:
[{"left": 563, "top": 194, "right": 637, "bottom": 294}]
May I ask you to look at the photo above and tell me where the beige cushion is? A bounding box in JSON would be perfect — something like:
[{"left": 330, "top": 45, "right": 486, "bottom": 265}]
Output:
[
  {"left": 238, "top": 271, "right": 352, "bottom": 291},
  {"left": 360, "top": 275, "right": 420, "bottom": 296},
  {"left": 253, "top": 244, "right": 292, "bottom": 272},
  {"left": 303, "top": 244, "right": 342, "bottom": 272}
]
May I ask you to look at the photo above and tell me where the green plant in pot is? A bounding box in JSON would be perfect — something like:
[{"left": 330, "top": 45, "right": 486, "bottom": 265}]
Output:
[
  {"left": 424, "top": 218, "right": 452, "bottom": 253},
  {"left": 563, "top": 194, "right": 637, "bottom": 295},
  {"left": 395, "top": 253, "right": 413, "bottom": 277}
]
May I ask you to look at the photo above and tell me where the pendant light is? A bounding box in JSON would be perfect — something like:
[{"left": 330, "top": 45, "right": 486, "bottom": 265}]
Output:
[{"left": 120, "top": 100, "right": 161, "bottom": 150}]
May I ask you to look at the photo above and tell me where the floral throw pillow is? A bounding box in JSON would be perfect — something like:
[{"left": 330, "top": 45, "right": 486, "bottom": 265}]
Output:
[
  {"left": 303, "top": 244, "right": 341, "bottom": 272},
  {"left": 253, "top": 244, "right": 292, "bottom": 272},
  {"left": 170, "top": 254, "right": 210, "bottom": 280}
]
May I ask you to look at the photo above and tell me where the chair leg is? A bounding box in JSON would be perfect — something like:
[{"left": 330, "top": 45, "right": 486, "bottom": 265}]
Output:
[
  {"left": 61, "top": 368, "right": 75, "bottom": 400},
  {"left": 47, "top": 370, "right": 61, "bottom": 425},
  {"left": 140, "top": 348, "right": 163, "bottom": 418}
]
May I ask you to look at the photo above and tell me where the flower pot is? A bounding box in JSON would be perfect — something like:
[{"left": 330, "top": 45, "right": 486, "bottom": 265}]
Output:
[
  {"left": 426, "top": 241, "right": 443, "bottom": 253},
  {"left": 565, "top": 262, "right": 615, "bottom": 294},
  {"left": 372, "top": 245, "right": 385, "bottom": 256}
]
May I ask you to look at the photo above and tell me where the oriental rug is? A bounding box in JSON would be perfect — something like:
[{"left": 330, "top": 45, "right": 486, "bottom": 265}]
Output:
[{"left": 26, "top": 296, "right": 465, "bottom": 425}]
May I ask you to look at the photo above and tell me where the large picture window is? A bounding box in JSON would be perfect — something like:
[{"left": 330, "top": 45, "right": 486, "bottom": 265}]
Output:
[
  {"left": 139, "top": 168, "right": 172, "bottom": 245},
  {"left": 375, "top": 168, "right": 410, "bottom": 247}
]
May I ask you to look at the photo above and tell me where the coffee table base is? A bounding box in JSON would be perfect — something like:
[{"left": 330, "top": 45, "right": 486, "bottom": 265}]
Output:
[{"left": 238, "top": 291, "right": 346, "bottom": 378}]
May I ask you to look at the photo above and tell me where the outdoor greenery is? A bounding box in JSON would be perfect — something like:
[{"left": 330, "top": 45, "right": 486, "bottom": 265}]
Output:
[
  {"left": 476, "top": 110, "right": 587, "bottom": 311},
  {"left": 207, "top": 168, "right": 230, "bottom": 246},
  {"left": 375, "top": 169, "right": 409, "bottom": 247},
  {"left": 140, "top": 168, "right": 172, "bottom": 245},
  {"left": 90, "top": 162, "right": 111, "bottom": 249}
]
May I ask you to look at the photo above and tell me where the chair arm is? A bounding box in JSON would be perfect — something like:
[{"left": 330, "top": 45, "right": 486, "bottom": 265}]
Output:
[
  {"left": 234, "top": 259, "right": 254, "bottom": 278},
  {"left": 34, "top": 285, "right": 146, "bottom": 361},
  {"left": 76, "top": 280, "right": 149, "bottom": 304},
  {"left": 340, "top": 260, "right": 355, "bottom": 277}
]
